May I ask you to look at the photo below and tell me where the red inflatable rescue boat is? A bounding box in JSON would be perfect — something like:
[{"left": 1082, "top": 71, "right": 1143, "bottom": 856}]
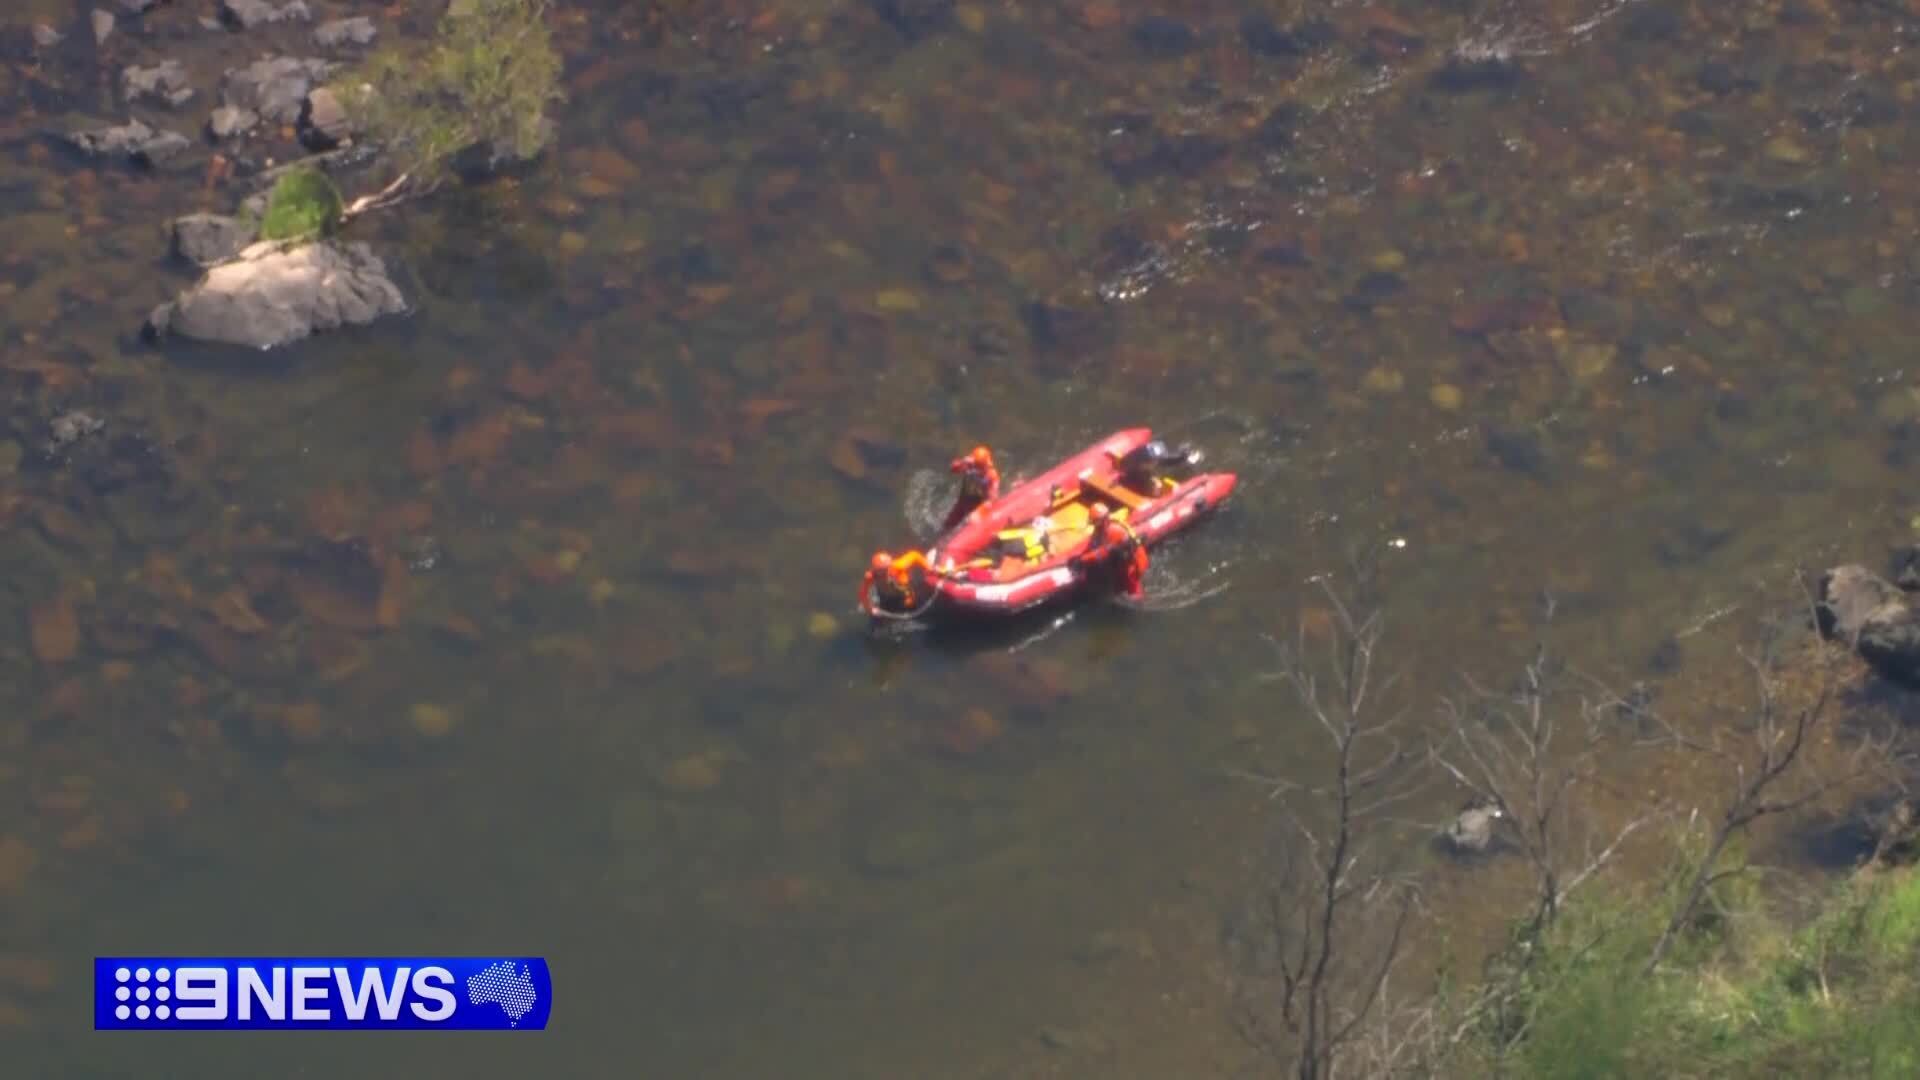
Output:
[{"left": 866, "top": 428, "right": 1237, "bottom": 619}]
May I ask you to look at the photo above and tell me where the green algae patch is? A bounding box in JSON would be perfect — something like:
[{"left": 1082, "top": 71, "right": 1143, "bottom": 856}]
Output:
[{"left": 258, "top": 168, "right": 344, "bottom": 242}]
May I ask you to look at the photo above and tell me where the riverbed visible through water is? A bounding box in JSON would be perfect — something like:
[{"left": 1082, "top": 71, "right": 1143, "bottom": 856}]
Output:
[{"left": 4, "top": 0, "right": 1920, "bottom": 1076}]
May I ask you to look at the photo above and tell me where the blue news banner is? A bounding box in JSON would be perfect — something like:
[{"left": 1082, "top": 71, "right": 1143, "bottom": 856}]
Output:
[{"left": 94, "top": 957, "right": 552, "bottom": 1031}]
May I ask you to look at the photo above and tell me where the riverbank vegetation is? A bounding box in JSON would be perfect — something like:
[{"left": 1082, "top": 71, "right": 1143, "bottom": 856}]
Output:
[
  {"left": 1456, "top": 858, "right": 1920, "bottom": 1078},
  {"left": 1233, "top": 574, "right": 1918, "bottom": 1078},
  {"left": 257, "top": 167, "right": 344, "bottom": 242},
  {"left": 338, "top": 0, "right": 563, "bottom": 217}
]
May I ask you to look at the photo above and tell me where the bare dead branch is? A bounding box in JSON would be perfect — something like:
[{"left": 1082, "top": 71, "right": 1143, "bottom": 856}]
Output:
[
  {"left": 1643, "top": 585, "right": 1892, "bottom": 973},
  {"left": 1229, "top": 577, "right": 1430, "bottom": 1080},
  {"left": 1430, "top": 619, "right": 1666, "bottom": 935}
]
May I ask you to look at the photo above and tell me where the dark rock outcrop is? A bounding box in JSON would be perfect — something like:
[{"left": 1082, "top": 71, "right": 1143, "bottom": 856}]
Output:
[
  {"left": 1818, "top": 564, "right": 1920, "bottom": 686},
  {"left": 297, "top": 87, "right": 350, "bottom": 150},
  {"left": 169, "top": 213, "right": 254, "bottom": 267},
  {"left": 123, "top": 61, "right": 195, "bottom": 108},
  {"left": 144, "top": 241, "right": 408, "bottom": 350},
  {"left": 61, "top": 119, "right": 192, "bottom": 166},
  {"left": 221, "top": 56, "right": 335, "bottom": 126}
]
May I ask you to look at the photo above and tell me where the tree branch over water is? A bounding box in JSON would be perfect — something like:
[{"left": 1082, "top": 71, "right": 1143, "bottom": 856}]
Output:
[
  {"left": 1432, "top": 597, "right": 1666, "bottom": 936},
  {"left": 1229, "top": 571, "right": 1429, "bottom": 1080},
  {"left": 337, "top": 0, "right": 563, "bottom": 219},
  {"left": 1643, "top": 586, "right": 1893, "bottom": 974}
]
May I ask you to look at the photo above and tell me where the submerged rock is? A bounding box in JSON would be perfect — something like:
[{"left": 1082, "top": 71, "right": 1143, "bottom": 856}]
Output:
[
  {"left": 313, "top": 16, "right": 376, "bottom": 48},
  {"left": 1818, "top": 564, "right": 1920, "bottom": 687},
  {"left": 870, "top": 0, "right": 953, "bottom": 40},
  {"left": 1240, "top": 15, "right": 1334, "bottom": 58},
  {"left": 219, "top": 0, "right": 310, "bottom": 29},
  {"left": 46, "top": 412, "right": 106, "bottom": 453},
  {"left": 144, "top": 241, "right": 408, "bottom": 350},
  {"left": 168, "top": 213, "right": 254, "bottom": 266},
  {"left": 1131, "top": 15, "right": 1198, "bottom": 57},
  {"left": 60, "top": 119, "right": 191, "bottom": 166},
  {"left": 1894, "top": 545, "right": 1920, "bottom": 592},
  {"left": 1431, "top": 46, "right": 1524, "bottom": 93},
  {"left": 221, "top": 56, "right": 334, "bottom": 125},
  {"left": 123, "top": 61, "right": 195, "bottom": 108},
  {"left": 449, "top": 117, "right": 557, "bottom": 179},
  {"left": 119, "top": 0, "right": 168, "bottom": 14}
]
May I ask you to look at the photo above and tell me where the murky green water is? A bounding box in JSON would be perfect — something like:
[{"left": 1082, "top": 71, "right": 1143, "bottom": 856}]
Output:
[{"left": 5, "top": 0, "right": 1920, "bottom": 1075}]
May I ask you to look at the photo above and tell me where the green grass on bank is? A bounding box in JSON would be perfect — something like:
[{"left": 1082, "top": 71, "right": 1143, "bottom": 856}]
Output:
[{"left": 1463, "top": 862, "right": 1920, "bottom": 1079}]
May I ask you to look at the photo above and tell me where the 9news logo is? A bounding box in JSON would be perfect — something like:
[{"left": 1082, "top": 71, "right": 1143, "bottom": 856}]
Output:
[{"left": 95, "top": 957, "right": 552, "bottom": 1031}]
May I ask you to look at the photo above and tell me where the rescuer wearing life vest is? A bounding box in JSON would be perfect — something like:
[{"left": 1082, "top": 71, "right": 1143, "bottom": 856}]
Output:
[
  {"left": 861, "top": 550, "right": 935, "bottom": 614},
  {"left": 943, "top": 445, "right": 1001, "bottom": 530},
  {"left": 1079, "top": 504, "right": 1148, "bottom": 599}
]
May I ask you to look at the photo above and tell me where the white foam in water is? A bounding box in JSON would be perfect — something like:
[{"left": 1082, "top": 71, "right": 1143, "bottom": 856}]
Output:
[{"left": 901, "top": 468, "right": 956, "bottom": 543}]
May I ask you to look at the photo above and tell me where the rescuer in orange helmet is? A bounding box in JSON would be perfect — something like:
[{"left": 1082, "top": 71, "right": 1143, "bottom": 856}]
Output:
[
  {"left": 943, "top": 445, "right": 1001, "bottom": 531},
  {"left": 1080, "top": 504, "right": 1148, "bottom": 599},
  {"left": 860, "top": 550, "right": 934, "bottom": 614}
]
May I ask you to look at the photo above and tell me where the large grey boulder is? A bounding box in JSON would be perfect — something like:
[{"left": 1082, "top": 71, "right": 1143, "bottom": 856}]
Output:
[
  {"left": 221, "top": 56, "right": 335, "bottom": 125},
  {"left": 1818, "top": 564, "right": 1920, "bottom": 686},
  {"left": 144, "top": 241, "right": 407, "bottom": 349},
  {"left": 168, "top": 213, "right": 254, "bottom": 267}
]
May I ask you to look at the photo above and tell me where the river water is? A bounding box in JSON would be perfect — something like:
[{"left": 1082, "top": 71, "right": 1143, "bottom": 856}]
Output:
[{"left": 3, "top": 0, "right": 1919, "bottom": 1075}]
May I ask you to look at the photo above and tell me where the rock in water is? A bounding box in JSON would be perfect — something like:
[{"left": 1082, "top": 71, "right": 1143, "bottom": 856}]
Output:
[
  {"left": 1819, "top": 564, "right": 1920, "bottom": 686},
  {"left": 219, "top": 0, "right": 310, "bottom": 29},
  {"left": 31, "top": 24, "right": 64, "bottom": 49},
  {"left": 298, "top": 87, "right": 350, "bottom": 150},
  {"left": 61, "top": 119, "right": 191, "bottom": 166},
  {"left": 207, "top": 105, "right": 257, "bottom": 140},
  {"left": 313, "top": 16, "right": 375, "bottom": 48},
  {"left": 144, "top": 241, "right": 407, "bottom": 350},
  {"left": 169, "top": 213, "right": 254, "bottom": 266},
  {"left": 47, "top": 412, "right": 105, "bottom": 452},
  {"left": 119, "top": 0, "right": 167, "bottom": 14},
  {"left": 221, "top": 56, "right": 334, "bottom": 125},
  {"left": 91, "top": 10, "right": 116, "bottom": 45},
  {"left": 123, "top": 61, "right": 195, "bottom": 107},
  {"left": 1440, "top": 797, "right": 1505, "bottom": 856},
  {"left": 1817, "top": 565, "right": 1907, "bottom": 641}
]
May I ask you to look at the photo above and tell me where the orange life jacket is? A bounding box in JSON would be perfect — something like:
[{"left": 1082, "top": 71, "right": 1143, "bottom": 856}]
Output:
[
  {"left": 950, "top": 449, "right": 1001, "bottom": 502},
  {"left": 864, "top": 551, "right": 931, "bottom": 613}
]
